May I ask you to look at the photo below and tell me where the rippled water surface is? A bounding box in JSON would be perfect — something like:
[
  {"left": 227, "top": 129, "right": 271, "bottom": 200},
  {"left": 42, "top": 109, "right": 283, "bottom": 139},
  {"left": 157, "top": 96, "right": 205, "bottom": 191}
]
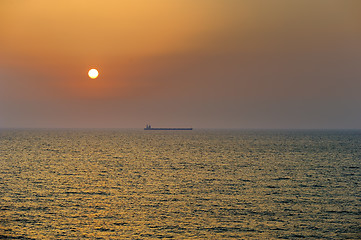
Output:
[{"left": 1, "top": 129, "right": 360, "bottom": 239}]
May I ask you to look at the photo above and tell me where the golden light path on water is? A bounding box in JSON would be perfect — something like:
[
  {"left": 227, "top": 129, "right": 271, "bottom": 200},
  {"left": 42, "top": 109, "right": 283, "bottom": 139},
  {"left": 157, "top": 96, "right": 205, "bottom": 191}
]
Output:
[{"left": 0, "top": 130, "right": 360, "bottom": 239}]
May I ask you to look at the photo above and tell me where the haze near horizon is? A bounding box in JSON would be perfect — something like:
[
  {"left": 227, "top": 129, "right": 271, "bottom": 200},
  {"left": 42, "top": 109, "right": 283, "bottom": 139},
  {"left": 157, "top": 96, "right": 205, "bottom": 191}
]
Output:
[{"left": 1, "top": 0, "right": 360, "bottom": 129}]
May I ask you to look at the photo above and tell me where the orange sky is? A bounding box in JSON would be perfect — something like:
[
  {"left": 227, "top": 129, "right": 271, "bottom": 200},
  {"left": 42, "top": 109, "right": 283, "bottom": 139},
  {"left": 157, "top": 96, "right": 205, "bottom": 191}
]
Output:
[{"left": 1, "top": 0, "right": 361, "bottom": 128}]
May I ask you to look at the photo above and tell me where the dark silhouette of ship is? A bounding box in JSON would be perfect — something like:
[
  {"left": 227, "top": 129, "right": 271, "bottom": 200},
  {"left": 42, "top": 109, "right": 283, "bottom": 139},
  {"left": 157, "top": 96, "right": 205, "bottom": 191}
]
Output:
[{"left": 144, "top": 124, "right": 192, "bottom": 131}]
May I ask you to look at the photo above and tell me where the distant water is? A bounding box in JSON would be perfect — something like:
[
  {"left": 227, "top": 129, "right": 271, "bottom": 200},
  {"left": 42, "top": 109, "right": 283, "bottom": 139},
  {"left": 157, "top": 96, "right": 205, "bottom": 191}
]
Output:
[{"left": 1, "top": 129, "right": 360, "bottom": 239}]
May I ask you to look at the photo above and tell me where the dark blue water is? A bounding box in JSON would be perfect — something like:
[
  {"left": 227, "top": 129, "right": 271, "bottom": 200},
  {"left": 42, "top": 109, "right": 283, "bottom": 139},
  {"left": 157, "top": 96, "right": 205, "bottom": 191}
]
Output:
[{"left": 1, "top": 129, "right": 360, "bottom": 239}]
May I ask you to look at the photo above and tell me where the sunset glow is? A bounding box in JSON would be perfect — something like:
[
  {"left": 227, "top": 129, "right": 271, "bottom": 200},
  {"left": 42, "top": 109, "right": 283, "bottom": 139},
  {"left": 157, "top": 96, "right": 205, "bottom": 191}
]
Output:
[
  {"left": 1, "top": 2, "right": 360, "bottom": 239},
  {"left": 0, "top": 0, "right": 360, "bottom": 128}
]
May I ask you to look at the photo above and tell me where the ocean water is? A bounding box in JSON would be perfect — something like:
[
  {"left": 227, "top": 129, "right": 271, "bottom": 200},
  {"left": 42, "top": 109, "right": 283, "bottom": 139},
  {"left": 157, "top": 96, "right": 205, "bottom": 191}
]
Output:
[{"left": 0, "top": 129, "right": 360, "bottom": 239}]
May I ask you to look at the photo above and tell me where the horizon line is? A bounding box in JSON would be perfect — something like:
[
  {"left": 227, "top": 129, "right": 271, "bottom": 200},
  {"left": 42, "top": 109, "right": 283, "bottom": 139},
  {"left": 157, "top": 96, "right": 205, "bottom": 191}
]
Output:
[{"left": 0, "top": 127, "right": 360, "bottom": 131}]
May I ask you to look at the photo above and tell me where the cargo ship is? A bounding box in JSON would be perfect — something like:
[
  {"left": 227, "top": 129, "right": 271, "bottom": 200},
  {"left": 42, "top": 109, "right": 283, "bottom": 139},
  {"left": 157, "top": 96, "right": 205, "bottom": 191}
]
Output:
[{"left": 144, "top": 124, "right": 192, "bottom": 130}]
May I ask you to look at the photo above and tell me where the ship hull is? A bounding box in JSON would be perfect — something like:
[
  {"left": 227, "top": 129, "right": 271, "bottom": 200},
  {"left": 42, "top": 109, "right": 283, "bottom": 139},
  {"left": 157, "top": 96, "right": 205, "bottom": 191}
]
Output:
[{"left": 144, "top": 128, "right": 192, "bottom": 130}]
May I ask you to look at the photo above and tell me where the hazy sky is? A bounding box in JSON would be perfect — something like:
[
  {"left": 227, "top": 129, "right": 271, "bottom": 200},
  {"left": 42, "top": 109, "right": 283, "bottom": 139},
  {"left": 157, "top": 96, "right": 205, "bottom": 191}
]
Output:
[{"left": 1, "top": 0, "right": 360, "bottom": 129}]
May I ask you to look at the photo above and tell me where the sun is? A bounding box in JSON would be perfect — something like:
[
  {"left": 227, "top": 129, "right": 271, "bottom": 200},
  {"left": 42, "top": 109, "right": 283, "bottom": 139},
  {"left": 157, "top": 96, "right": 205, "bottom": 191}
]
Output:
[{"left": 88, "top": 69, "right": 99, "bottom": 79}]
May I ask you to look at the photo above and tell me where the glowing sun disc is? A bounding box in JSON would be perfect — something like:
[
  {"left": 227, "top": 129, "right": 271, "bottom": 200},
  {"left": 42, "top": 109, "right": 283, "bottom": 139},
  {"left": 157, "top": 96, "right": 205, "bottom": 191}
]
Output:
[{"left": 88, "top": 69, "right": 99, "bottom": 79}]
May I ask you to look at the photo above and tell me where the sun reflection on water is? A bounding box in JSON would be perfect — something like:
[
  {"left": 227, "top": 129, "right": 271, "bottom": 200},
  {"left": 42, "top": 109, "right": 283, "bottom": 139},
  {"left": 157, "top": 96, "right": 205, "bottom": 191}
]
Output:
[{"left": 0, "top": 130, "right": 360, "bottom": 239}]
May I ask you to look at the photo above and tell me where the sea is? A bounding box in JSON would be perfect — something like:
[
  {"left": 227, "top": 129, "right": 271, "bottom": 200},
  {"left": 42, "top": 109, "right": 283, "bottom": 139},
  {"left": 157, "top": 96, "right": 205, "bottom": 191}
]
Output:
[{"left": 0, "top": 129, "right": 360, "bottom": 239}]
